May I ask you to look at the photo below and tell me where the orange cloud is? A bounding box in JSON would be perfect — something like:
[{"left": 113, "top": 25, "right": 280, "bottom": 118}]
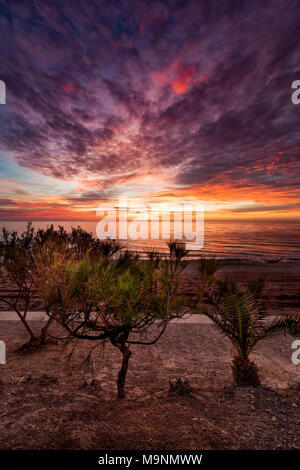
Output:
[
  {"left": 171, "top": 64, "right": 195, "bottom": 94},
  {"left": 152, "top": 60, "right": 206, "bottom": 94}
]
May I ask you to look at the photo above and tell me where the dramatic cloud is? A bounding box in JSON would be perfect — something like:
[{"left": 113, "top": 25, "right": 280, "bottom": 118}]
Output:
[{"left": 0, "top": 0, "right": 300, "bottom": 219}]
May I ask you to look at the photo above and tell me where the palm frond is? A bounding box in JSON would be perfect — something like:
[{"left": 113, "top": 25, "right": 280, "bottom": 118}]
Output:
[
  {"left": 202, "top": 303, "right": 246, "bottom": 356},
  {"left": 247, "top": 278, "right": 265, "bottom": 299},
  {"left": 198, "top": 256, "right": 222, "bottom": 287},
  {"left": 249, "top": 314, "right": 300, "bottom": 353},
  {"left": 167, "top": 240, "right": 189, "bottom": 260}
]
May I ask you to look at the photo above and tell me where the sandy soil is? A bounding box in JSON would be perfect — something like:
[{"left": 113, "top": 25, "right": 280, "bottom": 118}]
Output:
[{"left": 0, "top": 320, "right": 300, "bottom": 450}]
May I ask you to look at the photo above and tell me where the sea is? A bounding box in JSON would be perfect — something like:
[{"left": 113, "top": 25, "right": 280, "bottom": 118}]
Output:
[{"left": 0, "top": 220, "right": 299, "bottom": 262}]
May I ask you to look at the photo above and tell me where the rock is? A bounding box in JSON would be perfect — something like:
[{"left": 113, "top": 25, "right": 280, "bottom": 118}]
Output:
[
  {"left": 131, "top": 387, "right": 144, "bottom": 399},
  {"left": 19, "top": 375, "right": 32, "bottom": 383}
]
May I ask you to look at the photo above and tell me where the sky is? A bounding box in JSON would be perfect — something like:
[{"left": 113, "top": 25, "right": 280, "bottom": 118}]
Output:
[{"left": 0, "top": 0, "right": 300, "bottom": 221}]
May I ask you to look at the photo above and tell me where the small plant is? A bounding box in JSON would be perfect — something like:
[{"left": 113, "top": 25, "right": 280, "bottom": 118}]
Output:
[
  {"left": 169, "top": 377, "right": 193, "bottom": 396},
  {"left": 203, "top": 279, "right": 300, "bottom": 386}
]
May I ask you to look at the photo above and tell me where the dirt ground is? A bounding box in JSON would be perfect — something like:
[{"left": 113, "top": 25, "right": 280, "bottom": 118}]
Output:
[{"left": 0, "top": 320, "right": 300, "bottom": 450}]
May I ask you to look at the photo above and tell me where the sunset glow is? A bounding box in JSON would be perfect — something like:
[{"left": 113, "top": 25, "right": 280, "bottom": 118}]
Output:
[{"left": 0, "top": 1, "right": 300, "bottom": 222}]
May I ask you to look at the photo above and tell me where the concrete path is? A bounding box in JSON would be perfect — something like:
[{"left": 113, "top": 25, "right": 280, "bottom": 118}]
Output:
[
  {"left": 0, "top": 311, "right": 278, "bottom": 324},
  {"left": 0, "top": 311, "right": 48, "bottom": 321},
  {"left": 0, "top": 310, "right": 214, "bottom": 323}
]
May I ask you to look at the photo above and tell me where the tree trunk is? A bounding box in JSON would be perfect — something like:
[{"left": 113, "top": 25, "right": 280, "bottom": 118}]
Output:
[
  {"left": 15, "top": 308, "right": 36, "bottom": 342},
  {"left": 232, "top": 356, "right": 260, "bottom": 387},
  {"left": 39, "top": 316, "right": 54, "bottom": 344},
  {"left": 117, "top": 344, "right": 132, "bottom": 399}
]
